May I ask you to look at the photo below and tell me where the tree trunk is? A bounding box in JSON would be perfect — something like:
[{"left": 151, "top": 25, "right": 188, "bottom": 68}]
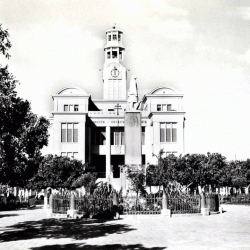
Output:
[{"left": 136, "top": 191, "right": 138, "bottom": 209}]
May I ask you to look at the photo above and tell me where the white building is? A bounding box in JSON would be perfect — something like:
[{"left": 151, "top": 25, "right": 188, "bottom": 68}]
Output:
[{"left": 47, "top": 27, "right": 186, "bottom": 190}]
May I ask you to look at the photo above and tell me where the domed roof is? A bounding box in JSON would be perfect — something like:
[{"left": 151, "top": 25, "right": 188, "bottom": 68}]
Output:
[
  {"left": 149, "top": 86, "right": 177, "bottom": 95},
  {"left": 56, "top": 87, "right": 88, "bottom": 95}
]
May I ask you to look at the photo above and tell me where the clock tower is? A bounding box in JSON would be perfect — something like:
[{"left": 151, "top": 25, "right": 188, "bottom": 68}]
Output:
[{"left": 103, "top": 27, "right": 127, "bottom": 100}]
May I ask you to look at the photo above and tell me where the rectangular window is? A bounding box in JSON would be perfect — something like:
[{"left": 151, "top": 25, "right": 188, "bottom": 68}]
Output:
[
  {"left": 73, "top": 152, "right": 78, "bottom": 159},
  {"left": 74, "top": 105, "right": 79, "bottom": 111},
  {"left": 118, "top": 34, "right": 121, "bottom": 41},
  {"left": 64, "top": 105, "right": 78, "bottom": 112},
  {"left": 166, "top": 123, "right": 171, "bottom": 142},
  {"left": 107, "top": 51, "right": 110, "bottom": 59},
  {"left": 69, "top": 105, "right": 74, "bottom": 112},
  {"left": 113, "top": 34, "right": 117, "bottom": 40},
  {"left": 157, "top": 104, "right": 172, "bottom": 111},
  {"left": 111, "top": 128, "right": 124, "bottom": 145},
  {"left": 112, "top": 51, "right": 117, "bottom": 58},
  {"left": 67, "top": 123, "right": 73, "bottom": 142},
  {"left": 172, "top": 123, "right": 177, "bottom": 142},
  {"left": 64, "top": 105, "right": 69, "bottom": 111},
  {"left": 67, "top": 152, "right": 73, "bottom": 158},
  {"left": 162, "top": 104, "right": 167, "bottom": 111},
  {"left": 160, "top": 123, "right": 165, "bottom": 142},
  {"left": 108, "top": 35, "right": 111, "bottom": 41},
  {"left": 114, "top": 132, "right": 120, "bottom": 145},
  {"left": 61, "top": 123, "right": 78, "bottom": 143},
  {"left": 73, "top": 123, "right": 78, "bottom": 142},
  {"left": 121, "top": 132, "right": 125, "bottom": 145},
  {"left": 61, "top": 124, "right": 67, "bottom": 142},
  {"left": 160, "top": 123, "right": 177, "bottom": 143}
]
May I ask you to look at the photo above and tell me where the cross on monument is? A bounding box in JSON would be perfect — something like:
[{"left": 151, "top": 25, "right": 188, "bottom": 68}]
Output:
[{"left": 114, "top": 103, "right": 122, "bottom": 115}]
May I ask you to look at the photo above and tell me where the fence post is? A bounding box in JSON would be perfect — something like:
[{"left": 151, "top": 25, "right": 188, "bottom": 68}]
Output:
[
  {"left": 161, "top": 188, "right": 171, "bottom": 218},
  {"left": 200, "top": 192, "right": 209, "bottom": 216},
  {"left": 47, "top": 194, "right": 53, "bottom": 217},
  {"left": 70, "top": 194, "right": 75, "bottom": 210},
  {"left": 112, "top": 191, "right": 120, "bottom": 219},
  {"left": 219, "top": 194, "right": 223, "bottom": 213},
  {"left": 67, "top": 192, "right": 78, "bottom": 219}
]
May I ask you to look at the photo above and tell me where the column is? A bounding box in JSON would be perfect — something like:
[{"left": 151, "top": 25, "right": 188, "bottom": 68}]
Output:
[
  {"left": 88, "top": 127, "right": 91, "bottom": 163},
  {"left": 145, "top": 125, "right": 151, "bottom": 164},
  {"left": 106, "top": 126, "right": 111, "bottom": 179},
  {"left": 80, "top": 120, "right": 86, "bottom": 162}
]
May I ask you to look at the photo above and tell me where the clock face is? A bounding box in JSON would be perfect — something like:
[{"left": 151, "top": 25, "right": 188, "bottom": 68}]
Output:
[{"left": 111, "top": 66, "right": 119, "bottom": 77}]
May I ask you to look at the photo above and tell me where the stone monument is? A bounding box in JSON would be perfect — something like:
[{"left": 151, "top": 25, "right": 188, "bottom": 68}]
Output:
[{"left": 121, "top": 76, "right": 142, "bottom": 194}]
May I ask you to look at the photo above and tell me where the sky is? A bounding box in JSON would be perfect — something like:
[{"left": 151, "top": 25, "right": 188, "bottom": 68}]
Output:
[{"left": 1, "top": 0, "right": 250, "bottom": 161}]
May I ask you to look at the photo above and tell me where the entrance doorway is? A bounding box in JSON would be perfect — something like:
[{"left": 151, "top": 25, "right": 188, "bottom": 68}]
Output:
[{"left": 111, "top": 155, "right": 124, "bottom": 178}]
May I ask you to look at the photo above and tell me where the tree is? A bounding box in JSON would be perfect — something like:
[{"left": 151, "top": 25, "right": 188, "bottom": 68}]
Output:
[
  {"left": 127, "top": 168, "right": 146, "bottom": 205},
  {"left": 0, "top": 24, "right": 50, "bottom": 187},
  {"left": 147, "top": 152, "right": 229, "bottom": 195},
  {"left": 147, "top": 152, "right": 179, "bottom": 189},
  {"left": 0, "top": 24, "right": 11, "bottom": 58},
  {"left": 228, "top": 159, "right": 250, "bottom": 190},
  {"left": 29, "top": 155, "right": 96, "bottom": 191},
  {"left": 178, "top": 153, "right": 207, "bottom": 192},
  {"left": 177, "top": 153, "right": 227, "bottom": 193},
  {"left": 72, "top": 171, "right": 98, "bottom": 194}
]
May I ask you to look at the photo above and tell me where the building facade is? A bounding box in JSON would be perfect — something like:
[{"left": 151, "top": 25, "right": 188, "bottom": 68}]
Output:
[{"left": 48, "top": 28, "right": 186, "bottom": 190}]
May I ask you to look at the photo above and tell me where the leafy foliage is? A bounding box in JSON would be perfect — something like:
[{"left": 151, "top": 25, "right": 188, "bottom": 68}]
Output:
[
  {"left": 147, "top": 152, "right": 250, "bottom": 192},
  {"left": 0, "top": 24, "right": 11, "bottom": 58},
  {"left": 0, "top": 25, "right": 50, "bottom": 187},
  {"left": 29, "top": 155, "right": 97, "bottom": 190},
  {"left": 227, "top": 159, "right": 250, "bottom": 189},
  {"left": 73, "top": 172, "right": 98, "bottom": 194},
  {"left": 127, "top": 168, "right": 146, "bottom": 196}
]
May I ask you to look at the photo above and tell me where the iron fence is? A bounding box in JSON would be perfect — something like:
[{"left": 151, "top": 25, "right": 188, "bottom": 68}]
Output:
[
  {"left": 120, "top": 195, "right": 162, "bottom": 214},
  {"left": 75, "top": 196, "right": 113, "bottom": 215},
  {"left": 52, "top": 196, "right": 70, "bottom": 214},
  {"left": 168, "top": 196, "right": 201, "bottom": 214},
  {"left": 220, "top": 194, "right": 250, "bottom": 205},
  {"left": 51, "top": 193, "right": 201, "bottom": 215}
]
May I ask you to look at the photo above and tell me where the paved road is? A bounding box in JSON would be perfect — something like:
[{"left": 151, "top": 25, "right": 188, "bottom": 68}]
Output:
[{"left": 0, "top": 204, "right": 250, "bottom": 250}]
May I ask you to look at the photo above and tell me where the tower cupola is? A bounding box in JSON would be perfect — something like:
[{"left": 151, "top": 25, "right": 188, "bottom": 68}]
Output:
[
  {"left": 102, "top": 27, "right": 127, "bottom": 100},
  {"left": 104, "top": 27, "right": 125, "bottom": 64}
]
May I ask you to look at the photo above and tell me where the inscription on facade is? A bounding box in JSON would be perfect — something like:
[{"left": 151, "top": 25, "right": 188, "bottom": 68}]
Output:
[{"left": 92, "top": 119, "right": 125, "bottom": 125}]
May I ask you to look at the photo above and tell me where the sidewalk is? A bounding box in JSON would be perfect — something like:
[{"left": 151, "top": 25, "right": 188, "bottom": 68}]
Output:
[{"left": 0, "top": 204, "right": 250, "bottom": 250}]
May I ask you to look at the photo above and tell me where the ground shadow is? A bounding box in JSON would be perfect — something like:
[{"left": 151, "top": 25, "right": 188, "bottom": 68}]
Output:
[
  {"left": 0, "top": 214, "right": 20, "bottom": 218},
  {"left": 30, "top": 243, "right": 166, "bottom": 250},
  {"left": 0, "top": 218, "right": 135, "bottom": 242}
]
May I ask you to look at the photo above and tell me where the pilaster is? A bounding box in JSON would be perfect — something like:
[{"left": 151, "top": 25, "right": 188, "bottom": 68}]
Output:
[{"left": 106, "top": 126, "right": 111, "bottom": 179}]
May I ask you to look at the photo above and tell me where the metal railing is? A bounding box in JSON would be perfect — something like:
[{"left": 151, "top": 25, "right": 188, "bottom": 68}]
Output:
[
  {"left": 120, "top": 195, "right": 162, "bottom": 215},
  {"left": 168, "top": 196, "right": 201, "bottom": 214},
  {"left": 52, "top": 196, "right": 70, "bottom": 214},
  {"left": 51, "top": 193, "right": 202, "bottom": 215},
  {"left": 75, "top": 196, "right": 113, "bottom": 215},
  {"left": 220, "top": 194, "right": 250, "bottom": 205}
]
